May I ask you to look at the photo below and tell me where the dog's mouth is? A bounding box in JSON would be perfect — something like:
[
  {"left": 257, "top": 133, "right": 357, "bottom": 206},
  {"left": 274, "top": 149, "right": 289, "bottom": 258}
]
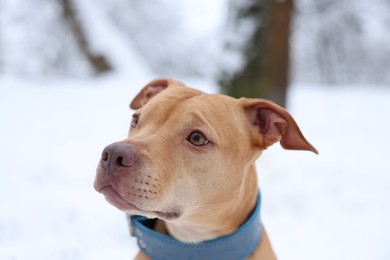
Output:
[
  {"left": 99, "top": 185, "right": 143, "bottom": 212},
  {"left": 99, "top": 185, "right": 182, "bottom": 220}
]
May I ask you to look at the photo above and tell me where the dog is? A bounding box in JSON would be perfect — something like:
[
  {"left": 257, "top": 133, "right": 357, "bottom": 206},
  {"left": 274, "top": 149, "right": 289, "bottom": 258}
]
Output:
[{"left": 94, "top": 78, "right": 318, "bottom": 259}]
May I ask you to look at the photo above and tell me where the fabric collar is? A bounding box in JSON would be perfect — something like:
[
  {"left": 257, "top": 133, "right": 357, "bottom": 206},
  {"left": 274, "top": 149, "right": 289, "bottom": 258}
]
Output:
[{"left": 130, "top": 190, "right": 262, "bottom": 260}]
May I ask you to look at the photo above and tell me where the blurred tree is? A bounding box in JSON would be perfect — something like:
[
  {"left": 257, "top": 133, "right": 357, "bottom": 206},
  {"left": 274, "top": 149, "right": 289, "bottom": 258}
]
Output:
[
  {"left": 311, "top": 0, "right": 364, "bottom": 84},
  {"left": 104, "top": 0, "right": 210, "bottom": 78},
  {"left": 292, "top": 0, "right": 390, "bottom": 85},
  {"left": 1, "top": 0, "right": 95, "bottom": 77},
  {"left": 59, "top": 0, "right": 112, "bottom": 74},
  {"left": 220, "top": 0, "right": 293, "bottom": 107}
]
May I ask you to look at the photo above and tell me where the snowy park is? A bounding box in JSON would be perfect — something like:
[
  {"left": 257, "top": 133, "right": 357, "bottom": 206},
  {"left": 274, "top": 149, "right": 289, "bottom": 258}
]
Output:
[
  {"left": 1, "top": 0, "right": 390, "bottom": 259},
  {"left": 1, "top": 75, "right": 389, "bottom": 260}
]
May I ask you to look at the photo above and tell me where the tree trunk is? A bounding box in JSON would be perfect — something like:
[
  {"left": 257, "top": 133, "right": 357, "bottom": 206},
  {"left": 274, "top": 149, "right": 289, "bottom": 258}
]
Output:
[
  {"left": 266, "top": 0, "right": 293, "bottom": 107},
  {"left": 59, "top": 0, "right": 112, "bottom": 74},
  {"left": 220, "top": 0, "right": 294, "bottom": 108}
]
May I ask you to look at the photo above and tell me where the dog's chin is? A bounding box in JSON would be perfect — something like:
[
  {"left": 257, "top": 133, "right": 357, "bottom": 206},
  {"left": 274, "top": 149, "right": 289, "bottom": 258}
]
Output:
[
  {"left": 100, "top": 185, "right": 141, "bottom": 212},
  {"left": 100, "top": 185, "right": 182, "bottom": 220}
]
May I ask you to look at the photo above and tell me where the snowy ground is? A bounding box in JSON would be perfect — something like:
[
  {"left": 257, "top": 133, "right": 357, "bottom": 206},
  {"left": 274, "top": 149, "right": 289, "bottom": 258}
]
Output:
[{"left": 0, "top": 75, "right": 389, "bottom": 260}]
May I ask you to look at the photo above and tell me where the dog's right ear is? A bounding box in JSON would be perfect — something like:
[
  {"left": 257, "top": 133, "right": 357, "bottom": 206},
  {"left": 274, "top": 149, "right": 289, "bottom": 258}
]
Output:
[{"left": 130, "top": 78, "right": 177, "bottom": 109}]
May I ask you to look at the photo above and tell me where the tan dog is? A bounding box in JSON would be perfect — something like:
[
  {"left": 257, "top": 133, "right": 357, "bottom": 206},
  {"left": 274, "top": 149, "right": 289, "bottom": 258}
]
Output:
[{"left": 94, "top": 78, "right": 318, "bottom": 259}]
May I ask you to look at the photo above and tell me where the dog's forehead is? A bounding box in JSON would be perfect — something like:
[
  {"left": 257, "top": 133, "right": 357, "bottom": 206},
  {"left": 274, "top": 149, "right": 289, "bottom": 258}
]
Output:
[
  {"left": 138, "top": 86, "right": 249, "bottom": 145},
  {"left": 158, "top": 86, "right": 204, "bottom": 105},
  {"left": 138, "top": 86, "right": 201, "bottom": 118},
  {"left": 144, "top": 86, "right": 240, "bottom": 118}
]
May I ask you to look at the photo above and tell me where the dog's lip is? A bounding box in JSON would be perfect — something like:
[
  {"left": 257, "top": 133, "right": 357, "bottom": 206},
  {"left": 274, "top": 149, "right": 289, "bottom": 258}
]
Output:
[
  {"left": 155, "top": 210, "right": 182, "bottom": 220},
  {"left": 100, "top": 185, "right": 143, "bottom": 212},
  {"left": 99, "top": 185, "right": 182, "bottom": 219}
]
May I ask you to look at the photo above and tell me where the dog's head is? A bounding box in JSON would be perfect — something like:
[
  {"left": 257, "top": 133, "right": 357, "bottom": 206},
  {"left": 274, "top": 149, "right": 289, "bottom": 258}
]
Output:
[{"left": 94, "top": 78, "right": 317, "bottom": 221}]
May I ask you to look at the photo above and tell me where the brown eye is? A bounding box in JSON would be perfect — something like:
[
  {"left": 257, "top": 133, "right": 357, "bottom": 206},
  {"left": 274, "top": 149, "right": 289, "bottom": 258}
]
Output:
[
  {"left": 131, "top": 114, "right": 139, "bottom": 128},
  {"left": 187, "top": 131, "right": 209, "bottom": 146}
]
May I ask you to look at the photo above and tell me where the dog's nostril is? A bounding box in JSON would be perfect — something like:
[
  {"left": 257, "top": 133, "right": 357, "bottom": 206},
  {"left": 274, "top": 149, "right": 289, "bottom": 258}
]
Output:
[
  {"left": 115, "top": 156, "right": 124, "bottom": 166},
  {"left": 102, "top": 151, "right": 108, "bottom": 161},
  {"left": 101, "top": 151, "right": 108, "bottom": 162},
  {"left": 101, "top": 142, "right": 138, "bottom": 174}
]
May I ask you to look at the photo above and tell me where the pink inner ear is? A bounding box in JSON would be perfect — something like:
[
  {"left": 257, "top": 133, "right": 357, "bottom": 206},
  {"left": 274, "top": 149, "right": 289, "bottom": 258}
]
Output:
[
  {"left": 241, "top": 98, "right": 318, "bottom": 154},
  {"left": 256, "top": 109, "right": 287, "bottom": 146},
  {"left": 145, "top": 85, "right": 167, "bottom": 99},
  {"left": 255, "top": 106, "right": 318, "bottom": 154},
  {"left": 257, "top": 109, "right": 286, "bottom": 134},
  {"left": 130, "top": 79, "right": 171, "bottom": 109}
]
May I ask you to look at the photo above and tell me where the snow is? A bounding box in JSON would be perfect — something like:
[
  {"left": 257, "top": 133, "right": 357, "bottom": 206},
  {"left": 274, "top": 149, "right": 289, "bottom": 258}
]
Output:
[
  {"left": 175, "top": 0, "right": 227, "bottom": 36},
  {"left": 259, "top": 85, "right": 390, "bottom": 260},
  {"left": 0, "top": 75, "right": 389, "bottom": 260},
  {"left": 1, "top": 0, "right": 389, "bottom": 258}
]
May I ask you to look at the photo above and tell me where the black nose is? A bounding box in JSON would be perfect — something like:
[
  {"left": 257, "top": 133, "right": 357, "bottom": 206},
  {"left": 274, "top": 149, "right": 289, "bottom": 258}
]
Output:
[{"left": 100, "top": 142, "right": 138, "bottom": 174}]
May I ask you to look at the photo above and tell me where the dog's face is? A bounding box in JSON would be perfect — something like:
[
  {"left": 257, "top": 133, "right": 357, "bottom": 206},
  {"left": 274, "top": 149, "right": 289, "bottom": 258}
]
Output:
[{"left": 94, "top": 79, "right": 317, "bottom": 221}]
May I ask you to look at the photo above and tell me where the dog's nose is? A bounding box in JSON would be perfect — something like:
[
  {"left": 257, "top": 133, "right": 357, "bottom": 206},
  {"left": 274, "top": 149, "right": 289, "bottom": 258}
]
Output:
[{"left": 100, "top": 142, "right": 138, "bottom": 174}]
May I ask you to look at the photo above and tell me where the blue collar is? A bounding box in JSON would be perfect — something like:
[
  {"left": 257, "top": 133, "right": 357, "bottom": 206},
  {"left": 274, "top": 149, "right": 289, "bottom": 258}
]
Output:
[{"left": 130, "top": 191, "right": 262, "bottom": 260}]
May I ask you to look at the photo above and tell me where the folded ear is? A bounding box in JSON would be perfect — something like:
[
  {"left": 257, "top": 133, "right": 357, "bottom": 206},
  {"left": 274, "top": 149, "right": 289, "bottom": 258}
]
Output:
[
  {"left": 130, "top": 78, "right": 178, "bottom": 109},
  {"left": 241, "top": 98, "right": 318, "bottom": 154}
]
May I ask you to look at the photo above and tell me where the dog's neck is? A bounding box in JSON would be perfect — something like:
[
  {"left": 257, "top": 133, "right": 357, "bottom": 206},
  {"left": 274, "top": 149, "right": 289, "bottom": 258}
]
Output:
[{"left": 162, "top": 165, "right": 259, "bottom": 243}]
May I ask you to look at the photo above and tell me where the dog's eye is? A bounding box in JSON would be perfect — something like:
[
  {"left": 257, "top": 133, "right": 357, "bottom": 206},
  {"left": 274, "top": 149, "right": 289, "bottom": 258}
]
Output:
[
  {"left": 187, "top": 131, "right": 209, "bottom": 146},
  {"left": 131, "top": 114, "right": 139, "bottom": 128}
]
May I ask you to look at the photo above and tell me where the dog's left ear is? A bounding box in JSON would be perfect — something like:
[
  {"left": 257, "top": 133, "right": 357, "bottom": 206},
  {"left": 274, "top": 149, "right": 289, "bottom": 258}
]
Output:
[
  {"left": 241, "top": 98, "right": 318, "bottom": 154},
  {"left": 130, "top": 78, "right": 178, "bottom": 109}
]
